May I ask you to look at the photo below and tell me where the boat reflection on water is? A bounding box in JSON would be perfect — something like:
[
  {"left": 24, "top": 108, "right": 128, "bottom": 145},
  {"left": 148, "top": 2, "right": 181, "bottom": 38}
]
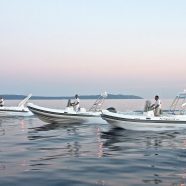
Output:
[
  {"left": 0, "top": 122, "right": 5, "bottom": 136},
  {"left": 0, "top": 117, "right": 36, "bottom": 177},
  {"left": 29, "top": 122, "right": 70, "bottom": 133},
  {"left": 27, "top": 122, "right": 105, "bottom": 161},
  {"left": 101, "top": 127, "right": 186, "bottom": 151},
  {"left": 27, "top": 122, "right": 84, "bottom": 141},
  {"left": 100, "top": 127, "right": 186, "bottom": 185},
  {"left": 0, "top": 116, "right": 34, "bottom": 136}
]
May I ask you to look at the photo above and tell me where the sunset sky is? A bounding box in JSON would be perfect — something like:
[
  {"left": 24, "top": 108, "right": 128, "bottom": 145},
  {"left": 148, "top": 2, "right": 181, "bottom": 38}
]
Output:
[{"left": 0, "top": 0, "right": 186, "bottom": 98}]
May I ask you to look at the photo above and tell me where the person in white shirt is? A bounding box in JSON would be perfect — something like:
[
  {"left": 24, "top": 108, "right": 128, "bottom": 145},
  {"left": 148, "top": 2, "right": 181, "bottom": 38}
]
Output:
[
  {"left": 0, "top": 97, "right": 4, "bottom": 107},
  {"left": 71, "top": 94, "right": 80, "bottom": 112},
  {"left": 151, "top": 95, "right": 162, "bottom": 116}
]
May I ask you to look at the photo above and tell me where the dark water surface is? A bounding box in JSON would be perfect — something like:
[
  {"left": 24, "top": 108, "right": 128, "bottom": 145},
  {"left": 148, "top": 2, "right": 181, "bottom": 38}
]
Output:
[{"left": 0, "top": 99, "right": 186, "bottom": 186}]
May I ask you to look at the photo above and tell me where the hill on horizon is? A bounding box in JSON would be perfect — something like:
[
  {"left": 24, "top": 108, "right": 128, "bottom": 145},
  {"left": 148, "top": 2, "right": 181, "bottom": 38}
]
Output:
[{"left": 0, "top": 94, "right": 143, "bottom": 100}]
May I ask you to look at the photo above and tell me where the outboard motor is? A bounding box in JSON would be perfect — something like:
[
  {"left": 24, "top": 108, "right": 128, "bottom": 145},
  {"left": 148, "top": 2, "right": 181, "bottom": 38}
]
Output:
[
  {"left": 144, "top": 100, "right": 152, "bottom": 112},
  {"left": 107, "top": 107, "right": 117, "bottom": 113}
]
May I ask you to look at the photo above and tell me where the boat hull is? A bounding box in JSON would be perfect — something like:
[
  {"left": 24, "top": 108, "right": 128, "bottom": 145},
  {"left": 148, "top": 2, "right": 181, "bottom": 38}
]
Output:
[
  {"left": 101, "top": 110, "right": 186, "bottom": 131},
  {"left": 27, "top": 103, "right": 101, "bottom": 124},
  {"left": 0, "top": 107, "right": 33, "bottom": 117}
]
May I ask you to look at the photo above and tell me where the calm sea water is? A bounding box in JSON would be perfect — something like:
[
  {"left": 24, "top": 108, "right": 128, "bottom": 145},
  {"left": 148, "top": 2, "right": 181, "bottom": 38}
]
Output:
[{"left": 0, "top": 99, "right": 186, "bottom": 186}]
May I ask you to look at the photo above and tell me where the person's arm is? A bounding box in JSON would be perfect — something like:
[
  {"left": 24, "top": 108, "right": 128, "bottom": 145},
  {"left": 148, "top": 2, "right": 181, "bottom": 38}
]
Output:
[
  {"left": 154, "top": 100, "right": 160, "bottom": 109},
  {"left": 154, "top": 104, "right": 159, "bottom": 109},
  {"left": 150, "top": 103, "right": 155, "bottom": 108},
  {"left": 74, "top": 99, "right": 79, "bottom": 105},
  {"left": 71, "top": 102, "right": 75, "bottom": 106},
  {"left": 72, "top": 99, "right": 79, "bottom": 106}
]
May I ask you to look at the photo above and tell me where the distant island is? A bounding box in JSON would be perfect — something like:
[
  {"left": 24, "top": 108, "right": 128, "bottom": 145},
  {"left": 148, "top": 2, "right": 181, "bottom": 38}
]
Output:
[{"left": 0, "top": 94, "right": 143, "bottom": 100}]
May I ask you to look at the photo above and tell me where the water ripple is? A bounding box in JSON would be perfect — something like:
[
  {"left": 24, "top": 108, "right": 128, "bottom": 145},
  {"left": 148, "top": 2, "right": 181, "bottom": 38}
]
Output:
[{"left": 1, "top": 101, "right": 186, "bottom": 185}]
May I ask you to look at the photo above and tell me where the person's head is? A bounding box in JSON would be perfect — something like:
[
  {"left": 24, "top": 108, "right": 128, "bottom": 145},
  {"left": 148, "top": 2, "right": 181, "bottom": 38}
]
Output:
[
  {"left": 75, "top": 94, "right": 78, "bottom": 99},
  {"left": 155, "top": 95, "right": 159, "bottom": 100}
]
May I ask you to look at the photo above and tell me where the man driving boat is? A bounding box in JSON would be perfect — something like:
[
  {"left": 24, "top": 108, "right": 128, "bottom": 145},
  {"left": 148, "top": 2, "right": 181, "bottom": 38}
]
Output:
[
  {"left": 151, "top": 95, "right": 162, "bottom": 116},
  {"left": 70, "top": 94, "right": 80, "bottom": 112}
]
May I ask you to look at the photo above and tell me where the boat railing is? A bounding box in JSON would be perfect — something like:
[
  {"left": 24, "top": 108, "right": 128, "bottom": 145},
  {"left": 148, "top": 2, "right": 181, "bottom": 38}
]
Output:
[
  {"left": 89, "top": 92, "right": 108, "bottom": 112},
  {"left": 169, "top": 90, "right": 186, "bottom": 114}
]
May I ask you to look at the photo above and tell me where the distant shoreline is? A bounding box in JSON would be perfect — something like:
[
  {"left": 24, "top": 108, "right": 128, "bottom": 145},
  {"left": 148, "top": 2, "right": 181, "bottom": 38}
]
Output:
[{"left": 0, "top": 94, "right": 143, "bottom": 100}]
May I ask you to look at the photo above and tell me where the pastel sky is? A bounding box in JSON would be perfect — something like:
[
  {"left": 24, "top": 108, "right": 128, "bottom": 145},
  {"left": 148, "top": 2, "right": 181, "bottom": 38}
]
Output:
[{"left": 0, "top": 0, "right": 186, "bottom": 98}]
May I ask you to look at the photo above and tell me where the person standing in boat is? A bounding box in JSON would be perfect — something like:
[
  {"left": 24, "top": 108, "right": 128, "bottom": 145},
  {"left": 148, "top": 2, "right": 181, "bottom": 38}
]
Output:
[
  {"left": 151, "top": 95, "right": 162, "bottom": 116},
  {"left": 71, "top": 94, "right": 80, "bottom": 112},
  {"left": 0, "top": 97, "right": 4, "bottom": 107}
]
